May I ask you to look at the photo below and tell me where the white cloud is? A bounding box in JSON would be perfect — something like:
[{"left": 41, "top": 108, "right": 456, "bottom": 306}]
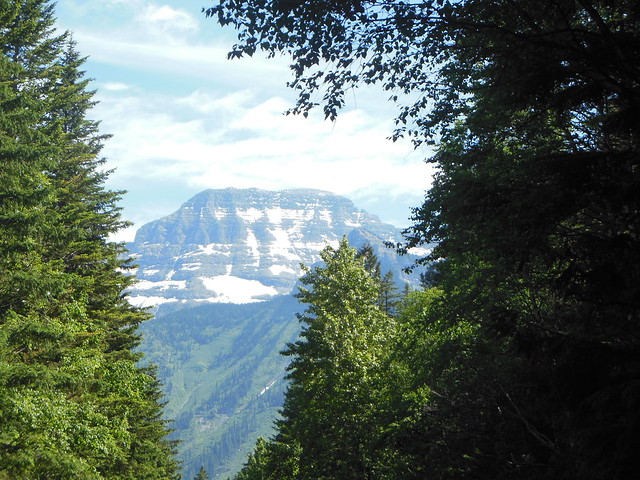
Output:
[
  {"left": 137, "top": 4, "right": 200, "bottom": 41},
  {"left": 148, "top": 5, "right": 193, "bottom": 24},
  {"left": 100, "top": 82, "right": 131, "bottom": 91},
  {"left": 96, "top": 86, "right": 429, "bottom": 218},
  {"left": 176, "top": 89, "right": 255, "bottom": 116},
  {"left": 57, "top": 0, "right": 434, "bottom": 235},
  {"left": 73, "top": 29, "right": 289, "bottom": 93}
]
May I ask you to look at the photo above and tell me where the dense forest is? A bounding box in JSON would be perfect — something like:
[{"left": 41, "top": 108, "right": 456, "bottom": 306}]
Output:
[
  {"left": 205, "top": 0, "right": 640, "bottom": 479},
  {"left": 0, "top": 1, "right": 179, "bottom": 478}
]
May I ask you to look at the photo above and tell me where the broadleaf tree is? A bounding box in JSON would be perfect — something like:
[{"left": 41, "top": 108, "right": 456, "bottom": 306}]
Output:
[{"left": 208, "top": 0, "right": 640, "bottom": 478}]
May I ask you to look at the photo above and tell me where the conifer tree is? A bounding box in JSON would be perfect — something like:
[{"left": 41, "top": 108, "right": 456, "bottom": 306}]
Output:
[
  {"left": 1, "top": 2, "right": 180, "bottom": 478},
  {"left": 193, "top": 465, "right": 210, "bottom": 480},
  {"left": 356, "top": 243, "right": 400, "bottom": 315},
  {"left": 378, "top": 270, "right": 400, "bottom": 316},
  {"left": 355, "top": 242, "right": 380, "bottom": 280},
  {"left": 252, "top": 239, "right": 396, "bottom": 479}
]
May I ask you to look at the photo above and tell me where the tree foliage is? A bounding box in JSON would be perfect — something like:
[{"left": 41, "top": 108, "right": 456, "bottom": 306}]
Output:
[
  {"left": 193, "top": 465, "right": 209, "bottom": 480},
  {"left": 356, "top": 242, "right": 401, "bottom": 315},
  {"left": 0, "top": 1, "right": 180, "bottom": 478},
  {"left": 211, "top": 0, "right": 640, "bottom": 478},
  {"left": 207, "top": 0, "right": 639, "bottom": 144},
  {"left": 236, "top": 239, "right": 400, "bottom": 479},
  {"left": 283, "top": 238, "right": 397, "bottom": 479}
]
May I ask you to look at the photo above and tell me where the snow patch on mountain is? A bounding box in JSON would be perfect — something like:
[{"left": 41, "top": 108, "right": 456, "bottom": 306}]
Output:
[
  {"left": 246, "top": 230, "right": 260, "bottom": 265},
  {"left": 199, "top": 275, "right": 278, "bottom": 303},
  {"left": 265, "top": 206, "right": 316, "bottom": 224},
  {"left": 268, "top": 228, "right": 300, "bottom": 261},
  {"left": 181, "top": 262, "right": 202, "bottom": 271},
  {"left": 237, "top": 208, "right": 263, "bottom": 222},
  {"left": 408, "top": 246, "right": 432, "bottom": 256},
  {"left": 269, "top": 265, "right": 298, "bottom": 276},
  {"left": 265, "top": 207, "right": 285, "bottom": 224},
  {"left": 195, "top": 244, "right": 233, "bottom": 256},
  {"left": 135, "top": 279, "right": 187, "bottom": 290},
  {"left": 212, "top": 208, "right": 227, "bottom": 220},
  {"left": 258, "top": 379, "right": 278, "bottom": 397},
  {"left": 319, "top": 209, "right": 332, "bottom": 226},
  {"left": 129, "top": 296, "right": 179, "bottom": 308}
]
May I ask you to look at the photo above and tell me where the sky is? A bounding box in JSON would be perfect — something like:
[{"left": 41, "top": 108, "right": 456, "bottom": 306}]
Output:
[{"left": 54, "top": 0, "right": 435, "bottom": 242}]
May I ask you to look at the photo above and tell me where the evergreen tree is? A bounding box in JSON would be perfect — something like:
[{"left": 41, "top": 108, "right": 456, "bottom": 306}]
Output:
[
  {"left": 236, "top": 238, "right": 397, "bottom": 479},
  {"left": 193, "top": 465, "right": 209, "bottom": 480},
  {"left": 356, "top": 243, "right": 400, "bottom": 315},
  {"left": 1, "top": 2, "right": 180, "bottom": 478},
  {"left": 355, "top": 242, "right": 380, "bottom": 280},
  {"left": 378, "top": 270, "right": 400, "bottom": 316},
  {"left": 234, "top": 436, "right": 301, "bottom": 480},
  {"left": 400, "top": 282, "right": 411, "bottom": 303}
]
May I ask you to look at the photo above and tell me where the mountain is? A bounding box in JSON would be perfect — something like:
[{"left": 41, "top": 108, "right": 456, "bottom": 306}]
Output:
[
  {"left": 128, "top": 188, "right": 426, "bottom": 478},
  {"left": 127, "top": 188, "right": 423, "bottom": 309}
]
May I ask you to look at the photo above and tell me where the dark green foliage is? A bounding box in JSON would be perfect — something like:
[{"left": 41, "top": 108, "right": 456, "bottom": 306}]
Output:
[
  {"left": 1, "top": 1, "right": 179, "bottom": 478},
  {"left": 398, "top": 3, "right": 640, "bottom": 478},
  {"left": 234, "top": 436, "right": 300, "bottom": 480},
  {"left": 378, "top": 270, "right": 400, "bottom": 316},
  {"left": 211, "top": 0, "right": 640, "bottom": 478},
  {"left": 357, "top": 242, "right": 401, "bottom": 315},
  {"left": 193, "top": 465, "right": 209, "bottom": 480},
  {"left": 356, "top": 242, "right": 380, "bottom": 279}
]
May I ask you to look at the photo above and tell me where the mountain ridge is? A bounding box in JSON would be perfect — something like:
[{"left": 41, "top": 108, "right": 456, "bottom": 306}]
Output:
[{"left": 127, "top": 188, "right": 421, "bottom": 308}]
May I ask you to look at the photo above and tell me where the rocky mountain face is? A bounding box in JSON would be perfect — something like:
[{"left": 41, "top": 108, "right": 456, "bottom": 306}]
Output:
[
  {"left": 127, "top": 188, "right": 423, "bottom": 309},
  {"left": 128, "top": 188, "right": 427, "bottom": 478}
]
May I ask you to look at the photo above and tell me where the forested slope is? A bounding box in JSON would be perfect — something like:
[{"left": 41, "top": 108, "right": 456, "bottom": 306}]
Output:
[{"left": 138, "top": 297, "right": 301, "bottom": 478}]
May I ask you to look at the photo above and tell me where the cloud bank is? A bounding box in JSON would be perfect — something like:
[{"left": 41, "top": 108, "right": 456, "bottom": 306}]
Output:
[{"left": 56, "top": 0, "right": 434, "bottom": 241}]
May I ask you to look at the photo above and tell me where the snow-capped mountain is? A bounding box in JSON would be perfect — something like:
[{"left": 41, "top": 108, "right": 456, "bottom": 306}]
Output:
[
  {"left": 127, "top": 188, "right": 421, "bottom": 308},
  {"left": 130, "top": 188, "right": 429, "bottom": 478}
]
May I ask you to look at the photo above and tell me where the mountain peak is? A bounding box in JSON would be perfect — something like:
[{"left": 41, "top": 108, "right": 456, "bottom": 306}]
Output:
[{"left": 127, "top": 188, "right": 413, "bottom": 308}]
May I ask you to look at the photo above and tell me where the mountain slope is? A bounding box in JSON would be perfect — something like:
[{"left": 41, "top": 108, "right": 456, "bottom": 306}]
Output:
[
  {"left": 127, "top": 188, "right": 420, "bottom": 308},
  {"left": 129, "top": 188, "right": 425, "bottom": 478},
  {"left": 138, "top": 297, "right": 301, "bottom": 478}
]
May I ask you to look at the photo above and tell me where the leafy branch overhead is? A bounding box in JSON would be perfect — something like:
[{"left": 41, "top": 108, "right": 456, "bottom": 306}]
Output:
[
  {"left": 209, "top": 1, "right": 640, "bottom": 479},
  {"left": 205, "top": 0, "right": 638, "bottom": 143}
]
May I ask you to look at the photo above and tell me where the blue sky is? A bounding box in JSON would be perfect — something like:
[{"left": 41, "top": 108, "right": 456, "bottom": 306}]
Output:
[{"left": 54, "top": 0, "right": 434, "bottom": 241}]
